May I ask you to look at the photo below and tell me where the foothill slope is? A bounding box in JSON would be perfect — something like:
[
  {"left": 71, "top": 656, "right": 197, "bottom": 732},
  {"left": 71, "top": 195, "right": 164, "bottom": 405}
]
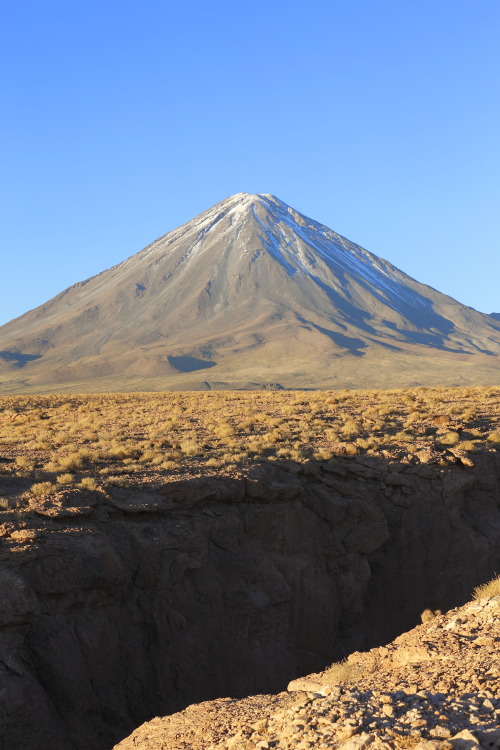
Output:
[{"left": 1, "top": 194, "right": 499, "bottom": 392}]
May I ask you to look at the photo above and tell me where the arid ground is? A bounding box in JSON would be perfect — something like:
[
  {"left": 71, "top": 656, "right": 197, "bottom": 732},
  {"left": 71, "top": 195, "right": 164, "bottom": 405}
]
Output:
[
  {"left": 1, "top": 385, "right": 499, "bottom": 514},
  {"left": 1, "top": 385, "right": 499, "bottom": 750}
]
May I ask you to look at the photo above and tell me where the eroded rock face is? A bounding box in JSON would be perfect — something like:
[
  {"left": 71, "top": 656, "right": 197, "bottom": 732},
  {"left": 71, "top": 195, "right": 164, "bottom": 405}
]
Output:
[
  {"left": 0, "top": 454, "right": 500, "bottom": 750},
  {"left": 137, "top": 595, "right": 499, "bottom": 750}
]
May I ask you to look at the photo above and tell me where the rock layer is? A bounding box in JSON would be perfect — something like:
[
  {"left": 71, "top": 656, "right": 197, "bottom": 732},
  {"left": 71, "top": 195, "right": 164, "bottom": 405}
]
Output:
[{"left": 0, "top": 454, "right": 500, "bottom": 749}]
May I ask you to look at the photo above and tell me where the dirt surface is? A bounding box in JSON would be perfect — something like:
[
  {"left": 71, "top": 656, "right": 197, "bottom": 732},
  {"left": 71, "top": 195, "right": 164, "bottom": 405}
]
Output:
[
  {"left": 114, "top": 595, "right": 500, "bottom": 750},
  {"left": 111, "top": 694, "right": 296, "bottom": 750},
  {"left": 1, "top": 387, "right": 499, "bottom": 515}
]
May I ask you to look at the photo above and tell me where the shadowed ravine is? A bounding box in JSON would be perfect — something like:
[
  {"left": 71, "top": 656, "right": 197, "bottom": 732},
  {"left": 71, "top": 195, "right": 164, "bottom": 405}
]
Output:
[{"left": 1, "top": 453, "right": 500, "bottom": 750}]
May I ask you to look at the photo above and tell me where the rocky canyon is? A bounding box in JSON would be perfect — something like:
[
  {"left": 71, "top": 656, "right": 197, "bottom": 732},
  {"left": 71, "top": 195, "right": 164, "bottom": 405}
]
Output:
[{"left": 1, "top": 451, "right": 499, "bottom": 749}]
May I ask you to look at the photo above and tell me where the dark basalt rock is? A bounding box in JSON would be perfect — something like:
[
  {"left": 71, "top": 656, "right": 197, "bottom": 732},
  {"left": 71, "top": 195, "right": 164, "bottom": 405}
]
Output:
[{"left": 0, "top": 454, "right": 499, "bottom": 750}]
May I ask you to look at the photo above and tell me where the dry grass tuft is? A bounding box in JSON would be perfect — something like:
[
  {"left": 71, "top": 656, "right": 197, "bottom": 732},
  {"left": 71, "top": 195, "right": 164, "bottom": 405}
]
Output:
[
  {"left": 420, "top": 608, "right": 442, "bottom": 623},
  {"left": 15, "top": 456, "right": 35, "bottom": 471},
  {"left": 76, "top": 477, "right": 98, "bottom": 491},
  {"left": 323, "top": 657, "right": 363, "bottom": 684},
  {"left": 473, "top": 574, "right": 500, "bottom": 600},
  {"left": 56, "top": 473, "right": 74, "bottom": 485},
  {"left": 105, "top": 476, "right": 130, "bottom": 488},
  {"left": 0, "top": 385, "right": 497, "bottom": 510},
  {"left": 30, "top": 481, "right": 57, "bottom": 497}
]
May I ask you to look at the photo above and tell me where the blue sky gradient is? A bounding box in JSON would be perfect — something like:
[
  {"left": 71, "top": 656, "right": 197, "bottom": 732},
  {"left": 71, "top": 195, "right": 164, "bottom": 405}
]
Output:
[{"left": 1, "top": 0, "right": 499, "bottom": 325}]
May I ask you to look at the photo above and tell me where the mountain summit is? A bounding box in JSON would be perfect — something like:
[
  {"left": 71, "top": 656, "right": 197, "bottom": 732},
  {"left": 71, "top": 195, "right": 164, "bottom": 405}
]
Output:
[{"left": 0, "top": 193, "right": 499, "bottom": 392}]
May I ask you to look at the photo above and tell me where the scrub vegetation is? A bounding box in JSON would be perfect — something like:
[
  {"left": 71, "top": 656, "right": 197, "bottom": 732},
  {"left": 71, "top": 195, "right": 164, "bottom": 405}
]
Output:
[
  {"left": 0, "top": 385, "right": 499, "bottom": 509},
  {"left": 473, "top": 574, "right": 500, "bottom": 601}
]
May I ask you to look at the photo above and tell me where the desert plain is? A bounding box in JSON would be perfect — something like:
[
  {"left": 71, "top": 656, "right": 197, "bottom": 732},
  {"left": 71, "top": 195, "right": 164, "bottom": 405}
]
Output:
[{"left": 0, "top": 385, "right": 499, "bottom": 749}]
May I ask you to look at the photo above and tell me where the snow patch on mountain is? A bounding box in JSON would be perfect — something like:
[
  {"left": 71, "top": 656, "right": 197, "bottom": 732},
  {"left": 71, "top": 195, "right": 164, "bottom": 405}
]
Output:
[{"left": 244, "top": 194, "right": 432, "bottom": 317}]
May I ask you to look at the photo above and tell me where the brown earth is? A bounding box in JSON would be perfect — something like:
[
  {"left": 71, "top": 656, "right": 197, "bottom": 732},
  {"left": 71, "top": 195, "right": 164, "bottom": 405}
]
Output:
[{"left": 1, "top": 386, "right": 499, "bottom": 494}]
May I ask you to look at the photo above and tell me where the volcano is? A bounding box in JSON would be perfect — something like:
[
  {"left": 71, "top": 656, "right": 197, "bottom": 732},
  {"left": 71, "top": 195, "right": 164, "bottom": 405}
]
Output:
[{"left": 0, "top": 193, "right": 499, "bottom": 392}]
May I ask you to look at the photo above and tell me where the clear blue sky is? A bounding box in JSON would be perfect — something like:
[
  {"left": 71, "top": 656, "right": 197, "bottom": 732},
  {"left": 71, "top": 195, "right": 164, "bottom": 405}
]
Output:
[{"left": 1, "top": 0, "right": 499, "bottom": 326}]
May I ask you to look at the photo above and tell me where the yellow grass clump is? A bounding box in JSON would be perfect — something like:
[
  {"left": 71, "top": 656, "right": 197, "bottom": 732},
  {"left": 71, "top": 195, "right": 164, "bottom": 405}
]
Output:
[
  {"left": 0, "top": 385, "right": 496, "bottom": 511},
  {"left": 30, "top": 482, "right": 57, "bottom": 497},
  {"left": 323, "top": 657, "right": 363, "bottom": 684},
  {"left": 473, "top": 574, "right": 500, "bottom": 600}
]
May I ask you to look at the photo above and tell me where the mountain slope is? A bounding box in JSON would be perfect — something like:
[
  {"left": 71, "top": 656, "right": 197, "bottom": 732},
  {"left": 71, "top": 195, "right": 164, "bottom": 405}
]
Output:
[{"left": 0, "top": 193, "right": 499, "bottom": 392}]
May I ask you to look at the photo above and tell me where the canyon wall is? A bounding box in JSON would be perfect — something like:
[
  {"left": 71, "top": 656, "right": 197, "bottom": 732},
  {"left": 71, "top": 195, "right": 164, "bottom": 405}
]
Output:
[{"left": 0, "top": 453, "right": 499, "bottom": 750}]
